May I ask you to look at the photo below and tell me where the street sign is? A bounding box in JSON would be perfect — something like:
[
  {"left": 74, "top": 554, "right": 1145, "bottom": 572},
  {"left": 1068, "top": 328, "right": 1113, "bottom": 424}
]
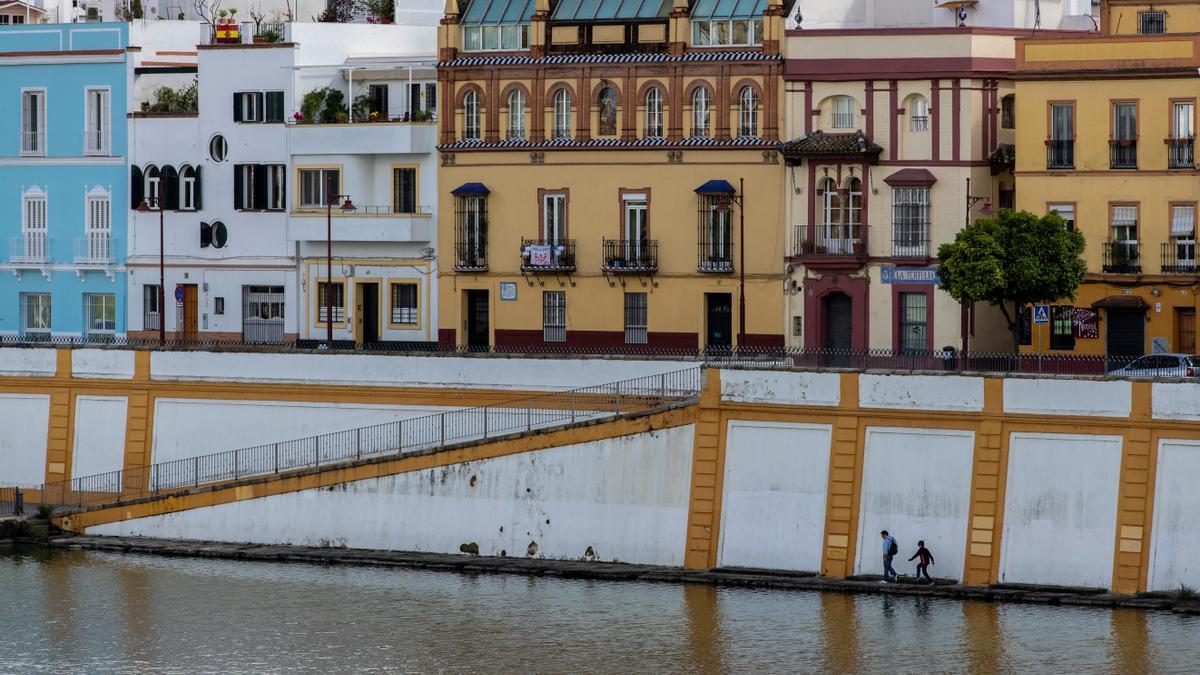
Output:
[
  {"left": 1033, "top": 304, "right": 1049, "bottom": 324},
  {"left": 880, "top": 266, "right": 940, "bottom": 285},
  {"left": 174, "top": 285, "right": 186, "bottom": 303}
]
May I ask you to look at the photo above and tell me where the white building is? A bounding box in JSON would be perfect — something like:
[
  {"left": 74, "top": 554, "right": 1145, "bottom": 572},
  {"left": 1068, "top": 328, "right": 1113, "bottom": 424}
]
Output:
[{"left": 789, "top": 0, "right": 1097, "bottom": 30}]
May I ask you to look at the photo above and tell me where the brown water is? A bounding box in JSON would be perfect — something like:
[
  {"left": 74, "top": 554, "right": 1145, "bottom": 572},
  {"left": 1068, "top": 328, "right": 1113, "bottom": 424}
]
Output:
[{"left": 1, "top": 547, "right": 1197, "bottom": 674}]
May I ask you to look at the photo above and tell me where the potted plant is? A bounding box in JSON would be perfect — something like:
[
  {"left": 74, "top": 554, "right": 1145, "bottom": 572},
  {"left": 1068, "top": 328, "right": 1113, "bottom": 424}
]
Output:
[
  {"left": 852, "top": 241, "right": 864, "bottom": 255},
  {"left": 801, "top": 240, "right": 815, "bottom": 254}
]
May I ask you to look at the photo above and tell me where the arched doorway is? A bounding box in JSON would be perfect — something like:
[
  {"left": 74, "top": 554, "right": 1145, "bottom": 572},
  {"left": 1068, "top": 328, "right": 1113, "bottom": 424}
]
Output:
[{"left": 824, "top": 293, "right": 853, "bottom": 351}]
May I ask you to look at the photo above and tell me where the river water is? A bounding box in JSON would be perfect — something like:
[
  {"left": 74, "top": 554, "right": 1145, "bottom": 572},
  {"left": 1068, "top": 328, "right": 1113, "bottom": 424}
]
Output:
[{"left": 1, "top": 547, "right": 1197, "bottom": 674}]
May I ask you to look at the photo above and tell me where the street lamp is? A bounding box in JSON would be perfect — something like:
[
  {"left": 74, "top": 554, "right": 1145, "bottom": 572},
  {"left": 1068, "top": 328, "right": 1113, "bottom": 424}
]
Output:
[
  {"left": 714, "top": 178, "right": 747, "bottom": 351},
  {"left": 324, "top": 194, "right": 356, "bottom": 349},
  {"left": 964, "top": 176, "right": 994, "bottom": 226},
  {"left": 135, "top": 197, "right": 165, "bottom": 345}
]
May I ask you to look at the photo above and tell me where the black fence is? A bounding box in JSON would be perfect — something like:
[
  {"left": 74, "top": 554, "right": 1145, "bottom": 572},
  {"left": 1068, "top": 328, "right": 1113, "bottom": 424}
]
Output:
[
  {"left": 1109, "top": 141, "right": 1138, "bottom": 169},
  {"left": 1046, "top": 139, "right": 1074, "bottom": 169},
  {"left": 0, "top": 486, "right": 21, "bottom": 517}
]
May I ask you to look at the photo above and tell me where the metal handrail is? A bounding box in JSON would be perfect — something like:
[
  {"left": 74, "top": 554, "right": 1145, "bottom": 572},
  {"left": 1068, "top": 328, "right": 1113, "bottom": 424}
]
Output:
[{"left": 39, "top": 366, "right": 703, "bottom": 511}]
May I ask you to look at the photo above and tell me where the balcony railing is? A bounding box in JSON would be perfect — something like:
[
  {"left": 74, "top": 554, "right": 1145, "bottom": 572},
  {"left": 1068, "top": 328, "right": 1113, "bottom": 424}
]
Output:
[
  {"left": 795, "top": 225, "right": 864, "bottom": 257},
  {"left": 1109, "top": 140, "right": 1138, "bottom": 169},
  {"left": 295, "top": 204, "right": 431, "bottom": 216},
  {"left": 1161, "top": 241, "right": 1196, "bottom": 274},
  {"left": 1168, "top": 139, "right": 1195, "bottom": 169},
  {"left": 892, "top": 235, "right": 930, "bottom": 258},
  {"left": 602, "top": 239, "right": 658, "bottom": 273},
  {"left": 83, "top": 122, "right": 111, "bottom": 156},
  {"left": 1046, "top": 139, "right": 1074, "bottom": 169},
  {"left": 910, "top": 116, "right": 929, "bottom": 132},
  {"left": 74, "top": 234, "right": 115, "bottom": 265},
  {"left": 521, "top": 238, "right": 576, "bottom": 272},
  {"left": 21, "top": 131, "right": 46, "bottom": 157},
  {"left": 455, "top": 242, "right": 488, "bottom": 271},
  {"left": 698, "top": 242, "right": 733, "bottom": 273},
  {"left": 832, "top": 113, "right": 854, "bottom": 129},
  {"left": 9, "top": 235, "right": 49, "bottom": 265},
  {"left": 1102, "top": 240, "right": 1141, "bottom": 273}
]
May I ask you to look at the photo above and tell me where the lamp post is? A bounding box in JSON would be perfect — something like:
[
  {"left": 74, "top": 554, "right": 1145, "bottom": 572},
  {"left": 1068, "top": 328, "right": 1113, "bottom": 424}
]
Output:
[
  {"left": 135, "top": 197, "right": 165, "bottom": 345},
  {"left": 324, "top": 194, "right": 356, "bottom": 349},
  {"left": 715, "top": 178, "right": 747, "bottom": 351}
]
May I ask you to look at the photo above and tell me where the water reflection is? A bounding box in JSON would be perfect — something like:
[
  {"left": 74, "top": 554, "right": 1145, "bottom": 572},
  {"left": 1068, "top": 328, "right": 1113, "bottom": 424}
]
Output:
[{"left": 2, "top": 548, "right": 1199, "bottom": 673}]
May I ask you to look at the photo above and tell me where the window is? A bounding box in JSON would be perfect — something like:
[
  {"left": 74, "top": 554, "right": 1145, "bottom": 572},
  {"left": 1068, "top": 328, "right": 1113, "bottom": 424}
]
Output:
[
  {"left": 234, "top": 164, "right": 285, "bottom": 211},
  {"left": 832, "top": 96, "right": 854, "bottom": 129},
  {"left": 1050, "top": 306, "right": 1075, "bottom": 350},
  {"left": 463, "top": 90, "right": 480, "bottom": 140},
  {"left": 21, "top": 89, "right": 46, "bottom": 156},
  {"left": 243, "top": 286, "right": 284, "bottom": 343},
  {"left": 214, "top": 297, "right": 225, "bottom": 315},
  {"left": 425, "top": 82, "right": 438, "bottom": 115},
  {"left": 1111, "top": 102, "right": 1137, "bottom": 169},
  {"left": 21, "top": 293, "right": 51, "bottom": 338},
  {"left": 1048, "top": 103, "right": 1074, "bottom": 169},
  {"left": 1048, "top": 203, "right": 1075, "bottom": 230},
  {"left": 84, "top": 88, "right": 110, "bottom": 155},
  {"left": 1111, "top": 205, "right": 1137, "bottom": 244},
  {"left": 1108, "top": 204, "right": 1140, "bottom": 272},
  {"left": 390, "top": 283, "right": 418, "bottom": 324},
  {"left": 1170, "top": 101, "right": 1194, "bottom": 169},
  {"left": 738, "top": 87, "right": 758, "bottom": 138},
  {"left": 691, "top": 88, "right": 710, "bottom": 138},
  {"left": 85, "top": 187, "right": 112, "bottom": 262},
  {"left": 84, "top": 294, "right": 116, "bottom": 338},
  {"left": 553, "top": 89, "right": 572, "bottom": 140},
  {"left": 265, "top": 91, "right": 285, "bottom": 123},
  {"left": 644, "top": 87, "right": 663, "bottom": 138},
  {"left": 819, "top": 176, "right": 842, "bottom": 241},
  {"left": 233, "top": 91, "right": 264, "bottom": 122},
  {"left": 892, "top": 187, "right": 930, "bottom": 257},
  {"left": 624, "top": 292, "right": 647, "bottom": 345},
  {"left": 462, "top": 23, "right": 529, "bottom": 51},
  {"left": 144, "top": 285, "right": 162, "bottom": 330},
  {"left": 597, "top": 87, "right": 618, "bottom": 136},
  {"left": 1138, "top": 10, "right": 1165, "bottom": 34},
  {"left": 209, "top": 134, "right": 228, "bottom": 162},
  {"left": 899, "top": 292, "right": 927, "bottom": 353},
  {"left": 393, "top": 167, "right": 417, "bottom": 214},
  {"left": 266, "top": 165, "right": 285, "bottom": 210},
  {"left": 698, "top": 194, "right": 733, "bottom": 271},
  {"left": 1171, "top": 205, "right": 1196, "bottom": 270},
  {"left": 543, "top": 291, "right": 566, "bottom": 343},
  {"left": 1001, "top": 94, "right": 1015, "bottom": 129},
  {"left": 543, "top": 192, "right": 566, "bottom": 242},
  {"left": 909, "top": 97, "right": 929, "bottom": 132},
  {"left": 317, "top": 282, "right": 345, "bottom": 323},
  {"left": 691, "top": 18, "right": 762, "bottom": 46},
  {"left": 508, "top": 89, "right": 526, "bottom": 139},
  {"left": 180, "top": 165, "right": 197, "bottom": 210},
  {"left": 298, "top": 168, "right": 339, "bottom": 208},
  {"left": 456, "top": 195, "right": 488, "bottom": 269},
  {"left": 369, "top": 84, "right": 389, "bottom": 119},
  {"left": 20, "top": 187, "right": 47, "bottom": 262},
  {"left": 144, "top": 165, "right": 161, "bottom": 206}
]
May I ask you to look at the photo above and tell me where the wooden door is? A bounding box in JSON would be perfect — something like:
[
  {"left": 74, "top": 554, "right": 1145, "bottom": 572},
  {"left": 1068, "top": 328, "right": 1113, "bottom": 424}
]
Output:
[
  {"left": 1178, "top": 309, "right": 1196, "bottom": 354},
  {"left": 181, "top": 284, "right": 198, "bottom": 340}
]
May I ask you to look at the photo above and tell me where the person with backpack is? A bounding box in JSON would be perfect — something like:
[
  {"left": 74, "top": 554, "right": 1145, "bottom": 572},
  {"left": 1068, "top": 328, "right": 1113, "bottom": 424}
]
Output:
[
  {"left": 909, "top": 540, "right": 936, "bottom": 585},
  {"left": 880, "top": 530, "right": 898, "bottom": 582}
]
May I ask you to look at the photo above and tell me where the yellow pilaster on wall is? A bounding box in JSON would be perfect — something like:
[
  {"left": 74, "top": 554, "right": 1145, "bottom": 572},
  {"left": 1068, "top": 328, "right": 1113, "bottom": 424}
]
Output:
[
  {"left": 964, "top": 378, "right": 1005, "bottom": 585},
  {"left": 1113, "top": 381, "right": 1154, "bottom": 594},
  {"left": 683, "top": 368, "right": 724, "bottom": 569},
  {"left": 820, "top": 373, "right": 862, "bottom": 578},
  {"left": 44, "top": 390, "right": 73, "bottom": 484}
]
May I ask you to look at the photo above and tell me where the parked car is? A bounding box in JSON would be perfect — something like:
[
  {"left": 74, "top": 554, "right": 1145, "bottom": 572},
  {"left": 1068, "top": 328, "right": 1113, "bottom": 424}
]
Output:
[{"left": 1108, "top": 353, "right": 1200, "bottom": 378}]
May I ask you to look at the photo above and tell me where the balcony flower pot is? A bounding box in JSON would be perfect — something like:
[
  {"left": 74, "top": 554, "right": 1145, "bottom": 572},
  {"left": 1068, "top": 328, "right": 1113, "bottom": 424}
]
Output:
[
  {"left": 852, "top": 242, "right": 864, "bottom": 255},
  {"left": 801, "top": 241, "right": 815, "bottom": 254}
]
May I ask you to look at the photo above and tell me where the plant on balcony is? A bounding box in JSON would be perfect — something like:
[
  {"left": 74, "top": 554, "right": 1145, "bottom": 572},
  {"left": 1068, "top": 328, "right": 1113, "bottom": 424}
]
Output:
[
  {"left": 937, "top": 208, "right": 1086, "bottom": 353},
  {"left": 801, "top": 240, "right": 815, "bottom": 254},
  {"left": 411, "top": 109, "right": 434, "bottom": 122},
  {"left": 606, "top": 255, "right": 625, "bottom": 268},
  {"left": 352, "top": 94, "right": 374, "bottom": 122},
  {"left": 363, "top": 0, "right": 394, "bottom": 23},
  {"left": 852, "top": 241, "right": 864, "bottom": 255},
  {"left": 315, "top": 0, "right": 360, "bottom": 22},
  {"left": 145, "top": 79, "right": 198, "bottom": 114},
  {"left": 300, "top": 87, "right": 348, "bottom": 124}
]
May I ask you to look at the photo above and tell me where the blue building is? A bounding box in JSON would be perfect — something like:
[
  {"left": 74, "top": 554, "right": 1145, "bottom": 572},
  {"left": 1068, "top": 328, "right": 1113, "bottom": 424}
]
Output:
[{"left": 0, "top": 23, "right": 127, "bottom": 339}]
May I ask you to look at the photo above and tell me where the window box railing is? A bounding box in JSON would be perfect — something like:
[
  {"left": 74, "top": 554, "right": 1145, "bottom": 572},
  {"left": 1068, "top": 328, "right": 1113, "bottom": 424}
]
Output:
[
  {"left": 698, "top": 242, "right": 733, "bottom": 273},
  {"left": 892, "top": 235, "right": 930, "bottom": 258},
  {"left": 795, "top": 225, "right": 864, "bottom": 257},
  {"left": 521, "top": 238, "right": 576, "bottom": 272},
  {"left": 1109, "top": 140, "right": 1138, "bottom": 169},
  {"left": 454, "top": 242, "right": 488, "bottom": 271},
  {"left": 1168, "top": 139, "right": 1195, "bottom": 169},
  {"left": 1161, "top": 241, "right": 1196, "bottom": 273},
  {"left": 1046, "top": 139, "right": 1074, "bottom": 169},
  {"left": 1103, "top": 240, "right": 1141, "bottom": 273},
  {"left": 73, "top": 235, "right": 115, "bottom": 265},
  {"left": 20, "top": 131, "right": 46, "bottom": 157},
  {"left": 832, "top": 113, "right": 854, "bottom": 129},
  {"left": 9, "top": 235, "right": 50, "bottom": 265},
  {"left": 602, "top": 239, "right": 658, "bottom": 273}
]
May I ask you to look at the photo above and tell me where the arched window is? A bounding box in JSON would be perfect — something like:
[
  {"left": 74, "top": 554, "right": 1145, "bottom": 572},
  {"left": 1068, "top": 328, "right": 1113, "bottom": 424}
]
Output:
[
  {"left": 691, "top": 88, "right": 711, "bottom": 138},
  {"left": 1001, "top": 94, "right": 1015, "bottom": 129},
  {"left": 738, "top": 86, "right": 758, "bottom": 138},
  {"left": 508, "top": 89, "right": 526, "bottom": 139},
  {"left": 463, "top": 90, "right": 480, "bottom": 140},
  {"left": 180, "top": 165, "right": 197, "bottom": 210},
  {"left": 598, "top": 87, "right": 618, "bottom": 136},
  {"left": 553, "top": 89, "right": 572, "bottom": 140},
  {"left": 644, "top": 87, "right": 663, "bottom": 138},
  {"left": 909, "top": 97, "right": 929, "bottom": 132},
  {"left": 832, "top": 96, "right": 855, "bottom": 129},
  {"left": 144, "top": 165, "right": 161, "bottom": 207}
]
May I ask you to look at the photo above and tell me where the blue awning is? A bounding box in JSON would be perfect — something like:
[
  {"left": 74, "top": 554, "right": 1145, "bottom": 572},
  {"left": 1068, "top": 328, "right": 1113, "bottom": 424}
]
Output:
[
  {"left": 461, "top": 0, "right": 534, "bottom": 25},
  {"left": 451, "top": 182, "right": 491, "bottom": 196},
  {"left": 694, "top": 179, "right": 736, "bottom": 194},
  {"left": 551, "top": 0, "right": 672, "bottom": 21}
]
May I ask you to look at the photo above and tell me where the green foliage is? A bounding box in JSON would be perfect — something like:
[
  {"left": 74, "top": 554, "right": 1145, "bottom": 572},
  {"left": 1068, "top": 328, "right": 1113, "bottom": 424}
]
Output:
[
  {"left": 1178, "top": 584, "right": 1198, "bottom": 601},
  {"left": 299, "top": 87, "right": 348, "bottom": 124},
  {"left": 36, "top": 503, "right": 54, "bottom": 518},
  {"left": 352, "top": 93, "right": 373, "bottom": 122},
  {"left": 259, "top": 18, "right": 285, "bottom": 43},
  {"left": 937, "top": 208, "right": 1086, "bottom": 352},
  {"left": 146, "top": 80, "right": 199, "bottom": 114}
]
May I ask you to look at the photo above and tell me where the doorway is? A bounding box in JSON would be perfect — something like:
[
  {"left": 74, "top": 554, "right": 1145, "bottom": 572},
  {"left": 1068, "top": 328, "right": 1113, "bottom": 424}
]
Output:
[
  {"left": 824, "top": 293, "right": 853, "bottom": 367},
  {"left": 705, "top": 293, "right": 732, "bottom": 352},
  {"left": 466, "top": 289, "right": 489, "bottom": 350},
  {"left": 1106, "top": 308, "right": 1145, "bottom": 370},
  {"left": 1177, "top": 308, "right": 1195, "bottom": 354},
  {"left": 179, "top": 284, "right": 198, "bottom": 340},
  {"left": 355, "top": 282, "right": 379, "bottom": 346}
]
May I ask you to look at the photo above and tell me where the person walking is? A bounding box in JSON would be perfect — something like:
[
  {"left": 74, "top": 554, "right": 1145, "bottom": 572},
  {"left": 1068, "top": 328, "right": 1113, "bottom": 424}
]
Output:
[
  {"left": 909, "top": 540, "right": 935, "bottom": 585},
  {"left": 880, "top": 530, "right": 898, "bottom": 582}
]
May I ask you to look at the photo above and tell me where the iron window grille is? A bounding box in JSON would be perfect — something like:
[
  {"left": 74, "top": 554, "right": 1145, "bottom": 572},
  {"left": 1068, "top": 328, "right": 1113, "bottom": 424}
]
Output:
[
  {"left": 899, "top": 292, "right": 927, "bottom": 354},
  {"left": 891, "top": 187, "right": 930, "bottom": 257},
  {"left": 543, "top": 291, "right": 566, "bottom": 343},
  {"left": 144, "top": 285, "right": 162, "bottom": 331},
  {"left": 697, "top": 194, "right": 733, "bottom": 272},
  {"left": 84, "top": 293, "right": 117, "bottom": 338},
  {"left": 624, "top": 292, "right": 648, "bottom": 344},
  {"left": 1138, "top": 10, "right": 1165, "bottom": 34},
  {"left": 317, "top": 282, "right": 345, "bottom": 323},
  {"left": 243, "top": 286, "right": 285, "bottom": 343},
  {"left": 391, "top": 283, "right": 419, "bottom": 324},
  {"left": 455, "top": 195, "right": 488, "bottom": 270}
]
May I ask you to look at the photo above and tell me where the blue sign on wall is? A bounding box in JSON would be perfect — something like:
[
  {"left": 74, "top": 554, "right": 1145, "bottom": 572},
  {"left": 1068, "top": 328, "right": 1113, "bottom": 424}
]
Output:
[{"left": 880, "top": 266, "right": 940, "bottom": 285}]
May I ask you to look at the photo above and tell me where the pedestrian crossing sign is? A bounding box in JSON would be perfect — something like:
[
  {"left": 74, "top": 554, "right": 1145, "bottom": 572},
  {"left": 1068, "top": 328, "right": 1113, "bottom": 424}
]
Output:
[{"left": 1033, "top": 305, "right": 1049, "bottom": 324}]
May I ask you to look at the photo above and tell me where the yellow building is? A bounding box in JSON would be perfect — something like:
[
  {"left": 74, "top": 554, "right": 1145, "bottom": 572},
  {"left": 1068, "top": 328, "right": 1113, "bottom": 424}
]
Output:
[
  {"left": 435, "top": 0, "right": 787, "bottom": 351},
  {"left": 1014, "top": 10, "right": 1200, "bottom": 360}
]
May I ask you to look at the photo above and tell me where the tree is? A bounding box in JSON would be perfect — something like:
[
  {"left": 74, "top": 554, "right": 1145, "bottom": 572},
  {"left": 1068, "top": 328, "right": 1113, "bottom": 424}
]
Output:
[{"left": 937, "top": 208, "right": 1086, "bottom": 353}]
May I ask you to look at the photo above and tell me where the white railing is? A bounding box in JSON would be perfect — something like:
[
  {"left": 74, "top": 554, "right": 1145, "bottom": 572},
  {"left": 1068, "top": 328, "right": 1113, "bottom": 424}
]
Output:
[
  {"left": 74, "top": 234, "right": 114, "bottom": 265},
  {"left": 83, "top": 123, "right": 111, "bottom": 156},
  {"left": 9, "top": 235, "right": 50, "bottom": 265},
  {"left": 21, "top": 130, "right": 46, "bottom": 157}
]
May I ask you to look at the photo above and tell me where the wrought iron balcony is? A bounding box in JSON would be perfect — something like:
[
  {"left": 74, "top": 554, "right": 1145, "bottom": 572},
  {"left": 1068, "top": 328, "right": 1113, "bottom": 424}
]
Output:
[
  {"left": 1046, "top": 139, "right": 1074, "bottom": 169},
  {"left": 698, "top": 241, "right": 733, "bottom": 273},
  {"left": 1168, "top": 139, "right": 1195, "bottom": 169},
  {"left": 454, "top": 241, "right": 488, "bottom": 272},
  {"left": 1161, "top": 241, "right": 1196, "bottom": 274},
  {"left": 892, "top": 235, "right": 930, "bottom": 258},
  {"left": 74, "top": 234, "right": 115, "bottom": 266},
  {"left": 602, "top": 239, "right": 658, "bottom": 273},
  {"left": 521, "top": 238, "right": 576, "bottom": 272},
  {"left": 9, "top": 235, "right": 50, "bottom": 265},
  {"left": 794, "top": 225, "right": 865, "bottom": 258},
  {"left": 1109, "top": 140, "right": 1138, "bottom": 169},
  {"left": 1102, "top": 240, "right": 1141, "bottom": 273}
]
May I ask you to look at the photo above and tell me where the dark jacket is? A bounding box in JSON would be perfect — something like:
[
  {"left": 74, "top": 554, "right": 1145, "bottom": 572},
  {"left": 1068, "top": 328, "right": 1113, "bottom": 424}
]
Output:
[{"left": 909, "top": 546, "right": 935, "bottom": 566}]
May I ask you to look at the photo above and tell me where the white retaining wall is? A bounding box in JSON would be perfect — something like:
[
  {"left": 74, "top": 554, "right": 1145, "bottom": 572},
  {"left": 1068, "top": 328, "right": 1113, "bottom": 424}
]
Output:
[
  {"left": 858, "top": 374, "right": 984, "bottom": 412},
  {"left": 720, "top": 370, "right": 840, "bottom": 407},
  {"left": 1003, "top": 378, "right": 1131, "bottom": 417},
  {"left": 0, "top": 394, "right": 51, "bottom": 486},
  {"left": 0, "top": 349, "right": 56, "bottom": 378},
  {"left": 89, "top": 425, "right": 697, "bottom": 566},
  {"left": 1148, "top": 439, "right": 1200, "bottom": 591}
]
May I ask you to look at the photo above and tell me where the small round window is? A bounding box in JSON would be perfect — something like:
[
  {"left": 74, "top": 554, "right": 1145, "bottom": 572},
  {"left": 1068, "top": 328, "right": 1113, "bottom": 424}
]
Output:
[{"left": 208, "top": 134, "right": 228, "bottom": 162}]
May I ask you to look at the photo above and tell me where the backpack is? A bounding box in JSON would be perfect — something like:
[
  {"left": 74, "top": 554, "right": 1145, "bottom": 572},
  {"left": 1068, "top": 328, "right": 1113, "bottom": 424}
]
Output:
[{"left": 887, "top": 538, "right": 898, "bottom": 556}]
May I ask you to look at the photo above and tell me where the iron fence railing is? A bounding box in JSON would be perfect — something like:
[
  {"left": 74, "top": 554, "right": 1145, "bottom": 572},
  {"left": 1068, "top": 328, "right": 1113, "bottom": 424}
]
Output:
[
  {"left": 0, "top": 486, "right": 20, "bottom": 517},
  {"left": 1161, "top": 241, "right": 1196, "bottom": 274},
  {"left": 1110, "top": 141, "right": 1138, "bottom": 169},
  {"left": 602, "top": 239, "right": 658, "bottom": 272},
  {"left": 521, "top": 238, "right": 576, "bottom": 272},
  {"left": 39, "top": 366, "right": 703, "bottom": 511},
  {"left": 1046, "top": 139, "right": 1074, "bottom": 169},
  {"left": 795, "top": 225, "right": 864, "bottom": 257},
  {"left": 1168, "top": 139, "right": 1194, "bottom": 169},
  {"left": 1102, "top": 240, "right": 1141, "bottom": 273}
]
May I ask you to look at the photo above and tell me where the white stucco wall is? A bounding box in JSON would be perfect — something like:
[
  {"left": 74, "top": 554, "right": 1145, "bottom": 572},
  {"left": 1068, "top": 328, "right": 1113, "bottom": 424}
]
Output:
[
  {"left": 999, "top": 433, "right": 1122, "bottom": 588},
  {"left": 1148, "top": 439, "right": 1200, "bottom": 591},
  {"left": 1003, "top": 378, "right": 1131, "bottom": 417},
  {"left": 0, "top": 349, "right": 56, "bottom": 378},
  {"left": 71, "top": 396, "right": 129, "bottom": 479},
  {"left": 854, "top": 427, "right": 975, "bottom": 579},
  {"left": 71, "top": 349, "right": 136, "bottom": 380},
  {"left": 858, "top": 374, "right": 984, "bottom": 412},
  {"left": 89, "top": 424, "right": 696, "bottom": 566},
  {"left": 0, "top": 394, "right": 51, "bottom": 486},
  {"left": 719, "top": 369, "right": 840, "bottom": 407},
  {"left": 717, "top": 421, "right": 832, "bottom": 572},
  {"left": 1151, "top": 382, "right": 1200, "bottom": 421}
]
